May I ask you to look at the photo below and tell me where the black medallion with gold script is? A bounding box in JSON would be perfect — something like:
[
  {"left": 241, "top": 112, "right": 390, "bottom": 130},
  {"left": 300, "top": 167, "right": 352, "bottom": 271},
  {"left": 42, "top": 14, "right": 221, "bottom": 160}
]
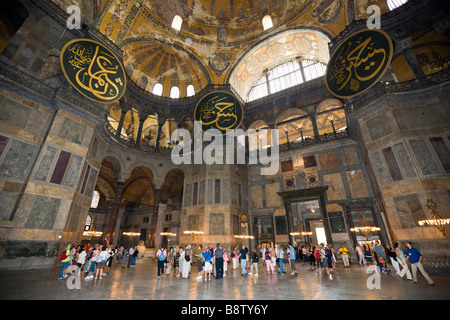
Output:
[
  {"left": 194, "top": 91, "right": 244, "bottom": 135},
  {"left": 60, "top": 38, "right": 126, "bottom": 104},
  {"left": 325, "top": 29, "right": 393, "bottom": 98}
]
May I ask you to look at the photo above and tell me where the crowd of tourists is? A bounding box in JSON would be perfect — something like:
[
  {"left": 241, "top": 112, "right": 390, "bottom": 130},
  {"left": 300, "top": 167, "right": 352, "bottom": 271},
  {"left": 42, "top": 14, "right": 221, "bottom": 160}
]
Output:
[{"left": 57, "top": 240, "right": 434, "bottom": 285}]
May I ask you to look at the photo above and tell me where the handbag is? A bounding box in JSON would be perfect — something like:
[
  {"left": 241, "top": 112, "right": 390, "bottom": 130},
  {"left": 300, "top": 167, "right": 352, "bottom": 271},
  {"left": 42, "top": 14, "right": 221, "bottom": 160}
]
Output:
[
  {"left": 185, "top": 255, "right": 190, "bottom": 262},
  {"left": 96, "top": 255, "right": 103, "bottom": 263}
]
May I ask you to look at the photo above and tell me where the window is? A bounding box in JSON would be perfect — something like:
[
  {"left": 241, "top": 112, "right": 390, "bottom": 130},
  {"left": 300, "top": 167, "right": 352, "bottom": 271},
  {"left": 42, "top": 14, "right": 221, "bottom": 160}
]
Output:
[
  {"left": 152, "top": 83, "right": 163, "bottom": 96},
  {"left": 262, "top": 15, "right": 273, "bottom": 30},
  {"left": 170, "top": 86, "right": 180, "bottom": 99},
  {"left": 85, "top": 215, "right": 92, "bottom": 231},
  {"left": 186, "top": 84, "right": 195, "bottom": 97},
  {"left": 171, "top": 15, "right": 183, "bottom": 31},
  {"left": 90, "top": 190, "right": 100, "bottom": 208},
  {"left": 247, "top": 59, "right": 326, "bottom": 101},
  {"left": 387, "top": 0, "right": 408, "bottom": 10},
  {"left": 143, "top": 216, "right": 149, "bottom": 223}
]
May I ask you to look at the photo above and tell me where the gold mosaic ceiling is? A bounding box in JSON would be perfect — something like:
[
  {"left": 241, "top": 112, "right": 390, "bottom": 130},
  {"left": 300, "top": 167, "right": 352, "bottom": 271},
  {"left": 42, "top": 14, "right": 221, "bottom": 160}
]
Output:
[{"left": 52, "top": 0, "right": 391, "bottom": 99}]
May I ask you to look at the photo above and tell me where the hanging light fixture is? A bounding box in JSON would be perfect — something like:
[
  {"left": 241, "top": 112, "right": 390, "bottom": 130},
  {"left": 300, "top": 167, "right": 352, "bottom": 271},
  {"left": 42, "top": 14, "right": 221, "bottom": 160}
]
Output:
[
  {"left": 234, "top": 235, "right": 254, "bottom": 240},
  {"left": 418, "top": 198, "right": 450, "bottom": 236},
  {"left": 123, "top": 232, "right": 141, "bottom": 237}
]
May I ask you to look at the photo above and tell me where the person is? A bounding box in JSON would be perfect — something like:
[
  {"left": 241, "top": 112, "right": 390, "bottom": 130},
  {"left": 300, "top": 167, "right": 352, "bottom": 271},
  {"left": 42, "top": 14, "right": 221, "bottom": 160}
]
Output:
[
  {"left": 202, "top": 247, "right": 213, "bottom": 282},
  {"left": 275, "top": 244, "right": 284, "bottom": 275},
  {"left": 223, "top": 250, "right": 229, "bottom": 277},
  {"left": 374, "top": 241, "right": 387, "bottom": 270},
  {"left": 232, "top": 245, "right": 239, "bottom": 269},
  {"left": 195, "top": 245, "right": 204, "bottom": 280},
  {"left": 121, "top": 246, "right": 128, "bottom": 268},
  {"left": 264, "top": 248, "right": 275, "bottom": 274},
  {"left": 356, "top": 243, "right": 365, "bottom": 265},
  {"left": 117, "top": 245, "right": 124, "bottom": 264},
  {"left": 395, "top": 242, "right": 412, "bottom": 280},
  {"left": 182, "top": 245, "right": 192, "bottom": 279},
  {"left": 84, "top": 247, "right": 93, "bottom": 275},
  {"left": 239, "top": 244, "right": 249, "bottom": 277},
  {"left": 386, "top": 244, "right": 400, "bottom": 275},
  {"left": 406, "top": 241, "right": 434, "bottom": 285},
  {"left": 314, "top": 245, "right": 322, "bottom": 273},
  {"left": 156, "top": 246, "right": 166, "bottom": 278},
  {"left": 330, "top": 244, "right": 337, "bottom": 269},
  {"left": 131, "top": 245, "right": 138, "bottom": 267},
  {"left": 177, "top": 247, "right": 184, "bottom": 277},
  {"left": 57, "top": 243, "right": 71, "bottom": 280},
  {"left": 166, "top": 247, "right": 174, "bottom": 276},
  {"left": 364, "top": 244, "right": 373, "bottom": 264},
  {"left": 85, "top": 244, "right": 100, "bottom": 280},
  {"left": 70, "top": 244, "right": 76, "bottom": 265},
  {"left": 261, "top": 245, "right": 266, "bottom": 267},
  {"left": 214, "top": 243, "right": 224, "bottom": 279},
  {"left": 288, "top": 244, "right": 297, "bottom": 276},
  {"left": 323, "top": 244, "right": 333, "bottom": 277},
  {"left": 249, "top": 248, "right": 259, "bottom": 277},
  {"left": 103, "top": 245, "right": 114, "bottom": 275},
  {"left": 95, "top": 246, "right": 109, "bottom": 280},
  {"left": 174, "top": 246, "right": 181, "bottom": 276},
  {"left": 339, "top": 243, "right": 350, "bottom": 267},
  {"left": 75, "top": 246, "right": 86, "bottom": 270},
  {"left": 127, "top": 246, "right": 134, "bottom": 268}
]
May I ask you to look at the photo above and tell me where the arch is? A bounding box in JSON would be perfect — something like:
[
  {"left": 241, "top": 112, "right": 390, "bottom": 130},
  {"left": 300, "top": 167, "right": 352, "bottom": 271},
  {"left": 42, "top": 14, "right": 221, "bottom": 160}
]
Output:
[
  {"left": 122, "top": 166, "right": 155, "bottom": 206},
  {"left": 316, "top": 98, "right": 346, "bottom": 135},
  {"left": 161, "top": 168, "right": 185, "bottom": 204},
  {"left": 152, "top": 83, "right": 163, "bottom": 96},
  {"left": 186, "top": 84, "right": 195, "bottom": 97},
  {"left": 276, "top": 108, "right": 315, "bottom": 144},
  {"left": 169, "top": 86, "right": 180, "bottom": 99},
  {"left": 228, "top": 28, "right": 331, "bottom": 100},
  {"left": 262, "top": 15, "right": 273, "bottom": 30}
]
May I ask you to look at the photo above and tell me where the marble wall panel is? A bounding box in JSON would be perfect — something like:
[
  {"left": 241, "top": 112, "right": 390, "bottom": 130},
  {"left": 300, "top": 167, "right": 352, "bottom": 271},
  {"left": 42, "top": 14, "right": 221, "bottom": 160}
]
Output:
[
  {"left": 84, "top": 167, "right": 98, "bottom": 196},
  {"left": 369, "top": 150, "right": 392, "bottom": 186},
  {"left": 64, "top": 154, "right": 83, "bottom": 188},
  {"left": 281, "top": 160, "right": 293, "bottom": 172},
  {"left": 0, "top": 191, "right": 17, "bottom": 220},
  {"left": 207, "top": 179, "right": 213, "bottom": 204},
  {"left": 34, "top": 145, "right": 57, "bottom": 182},
  {"left": 382, "top": 147, "right": 403, "bottom": 182},
  {"left": 188, "top": 214, "right": 199, "bottom": 230},
  {"left": 58, "top": 117, "right": 86, "bottom": 145},
  {"left": 231, "top": 180, "right": 237, "bottom": 205},
  {"left": 341, "top": 147, "right": 359, "bottom": 166},
  {"left": 409, "top": 139, "right": 441, "bottom": 175},
  {"left": 366, "top": 113, "right": 393, "bottom": 141},
  {"left": 232, "top": 214, "right": 240, "bottom": 235},
  {"left": 265, "top": 182, "right": 282, "bottom": 207},
  {"left": 209, "top": 213, "right": 224, "bottom": 235},
  {"left": 184, "top": 183, "right": 192, "bottom": 207},
  {"left": 24, "top": 195, "right": 61, "bottom": 230},
  {"left": 393, "top": 194, "right": 426, "bottom": 229},
  {"left": 193, "top": 182, "right": 198, "bottom": 206},
  {"left": 199, "top": 180, "right": 205, "bottom": 205},
  {"left": 346, "top": 170, "right": 369, "bottom": 198},
  {"left": 251, "top": 185, "right": 263, "bottom": 209},
  {"left": 25, "top": 110, "right": 50, "bottom": 137},
  {"left": 0, "top": 139, "right": 37, "bottom": 180},
  {"left": 429, "top": 137, "right": 450, "bottom": 173},
  {"left": 303, "top": 155, "right": 317, "bottom": 168},
  {"left": 49, "top": 150, "right": 71, "bottom": 184},
  {"left": 222, "top": 179, "right": 229, "bottom": 204},
  {"left": 393, "top": 142, "right": 417, "bottom": 178},
  {"left": 275, "top": 216, "right": 287, "bottom": 235},
  {"left": 319, "top": 151, "right": 338, "bottom": 169},
  {"left": 0, "top": 135, "right": 9, "bottom": 156},
  {"left": 294, "top": 170, "right": 307, "bottom": 189},
  {"left": 214, "top": 179, "right": 220, "bottom": 204},
  {"left": 0, "top": 98, "right": 32, "bottom": 128},
  {"left": 66, "top": 203, "right": 82, "bottom": 232},
  {"left": 323, "top": 173, "right": 346, "bottom": 201}
]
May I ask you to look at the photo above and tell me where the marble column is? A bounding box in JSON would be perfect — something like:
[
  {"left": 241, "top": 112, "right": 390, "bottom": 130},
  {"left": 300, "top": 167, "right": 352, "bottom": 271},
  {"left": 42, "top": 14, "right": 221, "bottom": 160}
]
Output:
[
  {"left": 155, "top": 123, "right": 164, "bottom": 150},
  {"left": 396, "top": 37, "right": 425, "bottom": 79},
  {"left": 104, "top": 181, "right": 125, "bottom": 245},
  {"left": 135, "top": 117, "right": 145, "bottom": 146},
  {"left": 310, "top": 114, "right": 320, "bottom": 138},
  {"left": 115, "top": 110, "right": 127, "bottom": 139},
  {"left": 149, "top": 189, "right": 161, "bottom": 248}
]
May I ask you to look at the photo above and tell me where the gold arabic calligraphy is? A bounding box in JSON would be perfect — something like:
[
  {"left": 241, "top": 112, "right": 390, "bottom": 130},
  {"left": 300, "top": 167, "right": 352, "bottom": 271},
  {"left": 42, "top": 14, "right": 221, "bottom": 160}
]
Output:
[
  {"left": 66, "top": 43, "right": 123, "bottom": 101},
  {"left": 329, "top": 36, "right": 387, "bottom": 92},
  {"left": 198, "top": 96, "right": 238, "bottom": 131}
]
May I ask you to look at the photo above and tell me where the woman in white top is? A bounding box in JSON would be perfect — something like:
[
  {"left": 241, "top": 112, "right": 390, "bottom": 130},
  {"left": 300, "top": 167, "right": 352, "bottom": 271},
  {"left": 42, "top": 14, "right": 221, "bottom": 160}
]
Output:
[
  {"left": 182, "top": 245, "right": 192, "bottom": 279},
  {"left": 76, "top": 247, "right": 86, "bottom": 269},
  {"left": 395, "top": 242, "right": 412, "bottom": 280},
  {"left": 95, "top": 247, "right": 109, "bottom": 280}
]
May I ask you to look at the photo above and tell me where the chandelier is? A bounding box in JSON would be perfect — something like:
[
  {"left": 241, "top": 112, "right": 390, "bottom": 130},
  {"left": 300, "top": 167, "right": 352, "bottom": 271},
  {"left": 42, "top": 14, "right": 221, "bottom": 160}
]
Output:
[
  {"left": 418, "top": 198, "right": 450, "bottom": 237},
  {"left": 234, "top": 235, "right": 254, "bottom": 240},
  {"left": 289, "top": 231, "right": 313, "bottom": 237},
  {"left": 123, "top": 232, "right": 141, "bottom": 237},
  {"left": 160, "top": 232, "right": 177, "bottom": 237},
  {"left": 350, "top": 226, "right": 381, "bottom": 240},
  {"left": 83, "top": 231, "right": 103, "bottom": 239}
]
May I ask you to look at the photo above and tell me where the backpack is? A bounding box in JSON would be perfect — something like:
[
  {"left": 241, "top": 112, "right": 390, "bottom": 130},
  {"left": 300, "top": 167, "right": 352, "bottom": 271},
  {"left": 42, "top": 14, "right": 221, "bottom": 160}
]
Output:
[
  {"left": 60, "top": 249, "right": 68, "bottom": 261},
  {"left": 158, "top": 250, "right": 165, "bottom": 261}
]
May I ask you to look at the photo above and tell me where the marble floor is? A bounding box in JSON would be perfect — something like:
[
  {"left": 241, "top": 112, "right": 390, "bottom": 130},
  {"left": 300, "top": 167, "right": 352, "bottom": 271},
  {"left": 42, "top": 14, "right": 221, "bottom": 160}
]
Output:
[{"left": 0, "top": 260, "right": 449, "bottom": 300}]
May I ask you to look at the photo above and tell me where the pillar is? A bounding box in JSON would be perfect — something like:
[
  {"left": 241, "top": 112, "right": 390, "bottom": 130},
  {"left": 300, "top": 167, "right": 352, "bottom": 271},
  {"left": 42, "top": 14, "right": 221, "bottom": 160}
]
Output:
[
  {"left": 135, "top": 117, "right": 145, "bottom": 146},
  {"left": 155, "top": 122, "right": 164, "bottom": 150},
  {"left": 104, "top": 181, "right": 125, "bottom": 245},
  {"left": 115, "top": 109, "right": 127, "bottom": 139},
  {"left": 149, "top": 189, "right": 161, "bottom": 248}
]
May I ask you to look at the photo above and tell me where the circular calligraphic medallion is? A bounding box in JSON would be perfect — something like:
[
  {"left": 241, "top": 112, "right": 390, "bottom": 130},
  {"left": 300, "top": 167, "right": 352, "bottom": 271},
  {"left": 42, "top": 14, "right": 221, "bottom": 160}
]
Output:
[
  {"left": 194, "top": 91, "right": 244, "bottom": 135},
  {"left": 60, "top": 38, "right": 126, "bottom": 104},
  {"left": 325, "top": 29, "right": 393, "bottom": 98}
]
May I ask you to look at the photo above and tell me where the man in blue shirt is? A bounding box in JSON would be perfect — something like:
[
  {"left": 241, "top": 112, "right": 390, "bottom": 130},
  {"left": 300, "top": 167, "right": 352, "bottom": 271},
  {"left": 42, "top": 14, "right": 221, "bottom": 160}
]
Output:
[
  {"left": 239, "top": 244, "right": 249, "bottom": 277},
  {"left": 406, "top": 241, "right": 434, "bottom": 285}
]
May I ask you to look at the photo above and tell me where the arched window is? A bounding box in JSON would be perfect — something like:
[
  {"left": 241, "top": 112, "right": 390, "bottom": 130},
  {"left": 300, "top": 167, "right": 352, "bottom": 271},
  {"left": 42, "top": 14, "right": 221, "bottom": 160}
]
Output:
[
  {"left": 247, "top": 59, "right": 327, "bottom": 102},
  {"left": 90, "top": 190, "right": 100, "bottom": 208},
  {"left": 152, "top": 83, "right": 163, "bottom": 96},
  {"left": 171, "top": 15, "right": 183, "bottom": 31},
  {"left": 387, "top": 0, "right": 408, "bottom": 10},
  {"left": 85, "top": 214, "right": 92, "bottom": 231},
  {"left": 170, "top": 86, "right": 180, "bottom": 99},
  {"left": 262, "top": 15, "right": 273, "bottom": 30},
  {"left": 186, "top": 84, "right": 195, "bottom": 97}
]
